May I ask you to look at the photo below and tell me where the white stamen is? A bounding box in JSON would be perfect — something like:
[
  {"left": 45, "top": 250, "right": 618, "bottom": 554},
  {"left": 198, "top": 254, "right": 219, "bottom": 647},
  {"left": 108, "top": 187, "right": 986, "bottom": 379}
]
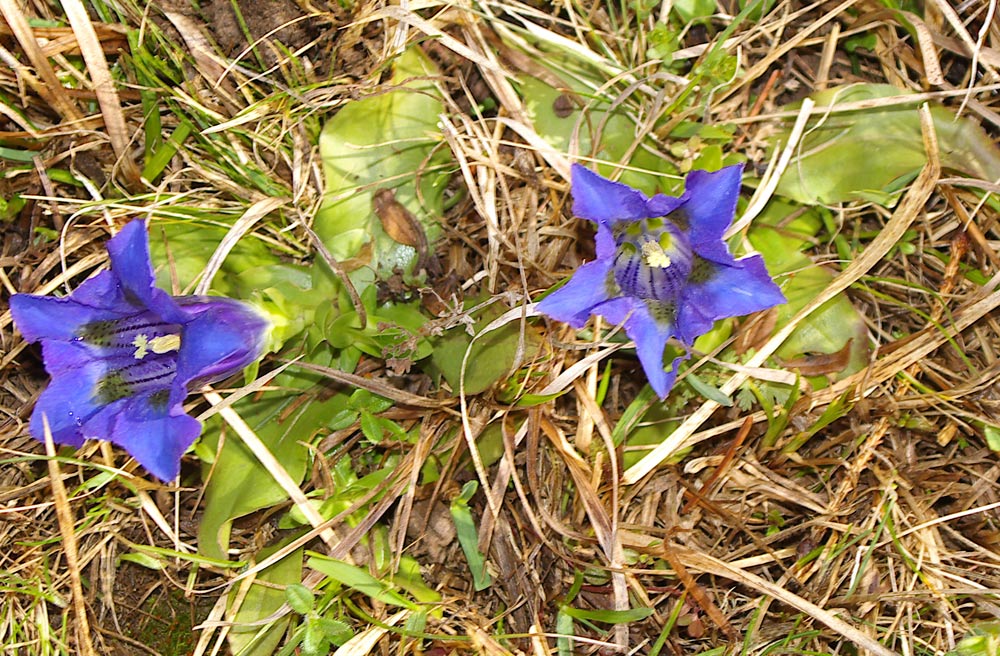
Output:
[
  {"left": 132, "top": 334, "right": 149, "bottom": 359},
  {"left": 641, "top": 240, "right": 672, "bottom": 268},
  {"left": 150, "top": 334, "right": 181, "bottom": 354}
]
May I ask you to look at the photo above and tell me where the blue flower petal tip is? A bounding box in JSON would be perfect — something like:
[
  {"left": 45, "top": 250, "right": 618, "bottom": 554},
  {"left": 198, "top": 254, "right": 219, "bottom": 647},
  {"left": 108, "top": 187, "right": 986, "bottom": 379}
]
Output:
[
  {"left": 539, "top": 164, "right": 785, "bottom": 399},
  {"left": 11, "top": 220, "right": 271, "bottom": 480}
]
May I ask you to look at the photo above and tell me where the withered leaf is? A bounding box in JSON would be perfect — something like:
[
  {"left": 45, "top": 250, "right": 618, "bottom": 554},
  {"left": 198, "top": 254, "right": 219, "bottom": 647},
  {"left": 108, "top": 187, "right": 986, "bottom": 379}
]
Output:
[
  {"left": 372, "top": 188, "right": 439, "bottom": 275},
  {"left": 779, "top": 338, "right": 854, "bottom": 377}
]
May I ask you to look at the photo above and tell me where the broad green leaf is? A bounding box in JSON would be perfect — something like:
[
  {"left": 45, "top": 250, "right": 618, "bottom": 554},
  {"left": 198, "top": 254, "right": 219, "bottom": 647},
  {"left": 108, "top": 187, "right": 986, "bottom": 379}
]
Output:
[
  {"left": 429, "top": 304, "right": 541, "bottom": 396},
  {"left": 773, "top": 84, "right": 1000, "bottom": 205},
  {"left": 148, "top": 217, "right": 281, "bottom": 297},
  {"left": 315, "top": 46, "right": 452, "bottom": 278},
  {"left": 149, "top": 217, "right": 343, "bottom": 351},
  {"left": 198, "top": 373, "right": 349, "bottom": 560},
  {"left": 749, "top": 200, "right": 869, "bottom": 381},
  {"left": 306, "top": 555, "right": 421, "bottom": 610},
  {"left": 951, "top": 622, "right": 1000, "bottom": 656},
  {"left": 519, "top": 75, "right": 679, "bottom": 197},
  {"left": 450, "top": 481, "right": 492, "bottom": 591},
  {"left": 228, "top": 543, "right": 303, "bottom": 656},
  {"left": 672, "top": 0, "right": 716, "bottom": 24},
  {"left": 983, "top": 424, "right": 1000, "bottom": 453}
]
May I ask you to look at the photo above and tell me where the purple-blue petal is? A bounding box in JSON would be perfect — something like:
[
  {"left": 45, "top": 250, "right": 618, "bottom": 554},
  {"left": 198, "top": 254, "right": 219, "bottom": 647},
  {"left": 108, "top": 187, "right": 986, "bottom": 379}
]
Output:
[
  {"left": 29, "top": 346, "right": 106, "bottom": 446},
  {"left": 678, "top": 254, "right": 785, "bottom": 340},
  {"left": 591, "top": 296, "right": 639, "bottom": 328},
  {"left": 174, "top": 297, "right": 270, "bottom": 389},
  {"left": 680, "top": 165, "right": 743, "bottom": 263},
  {"left": 594, "top": 224, "right": 616, "bottom": 260},
  {"left": 622, "top": 303, "right": 686, "bottom": 398},
  {"left": 537, "top": 259, "right": 615, "bottom": 328},
  {"left": 644, "top": 192, "right": 686, "bottom": 219},
  {"left": 40, "top": 340, "right": 97, "bottom": 376},
  {"left": 571, "top": 164, "right": 652, "bottom": 225},
  {"left": 106, "top": 220, "right": 156, "bottom": 304},
  {"left": 10, "top": 293, "right": 112, "bottom": 343},
  {"left": 105, "top": 392, "right": 201, "bottom": 481},
  {"left": 675, "top": 297, "right": 716, "bottom": 346},
  {"left": 105, "top": 220, "right": 188, "bottom": 323}
]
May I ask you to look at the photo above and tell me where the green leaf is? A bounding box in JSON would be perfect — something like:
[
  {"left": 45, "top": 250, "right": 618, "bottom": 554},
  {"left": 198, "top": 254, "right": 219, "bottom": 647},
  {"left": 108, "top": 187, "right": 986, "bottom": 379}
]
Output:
[
  {"left": 749, "top": 200, "right": 869, "bottom": 383},
  {"left": 519, "top": 75, "right": 678, "bottom": 197},
  {"left": 228, "top": 544, "right": 303, "bottom": 656},
  {"left": 983, "top": 424, "right": 1000, "bottom": 452},
  {"left": 560, "top": 606, "right": 655, "bottom": 623},
  {"left": 684, "top": 372, "right": 733, "bottom": 407},
  {"left": 556, "top": 608, "right": 576, "bottom": 656},
  {"left": 951, "top": 623, "right": 1000, "bottom": 656},
  {"left": 149, "top": 218, "right": 329, "bottom": 350},
  {"left": 450, "top": 480, "right": 492, "bottom": 591},
  {"left": 773, "top": 84, "right": 1000, "bottom": 205},
  {"left": 118, "top": 551, "right": 165, "bottom": 570},
  {"left": 198, "top": 372, "right": 349, "bottom": 560},
  {"left": 315, "top": 46, "right": 452, "bottom": 279},
  {"left": 314, "top": 616, "right": 352, "bottom": 645},
  {"left": 285, "top": 583, "right": 314, "bottom": 615},
  {"left": 672, "top": 0, "right": 716, "bottom": 24},
  {"left": 305, "top": 555, "right": 421, "bottom": 610},
  {"left": 428, "top": 304, "right": 540, "bottom": 395}
]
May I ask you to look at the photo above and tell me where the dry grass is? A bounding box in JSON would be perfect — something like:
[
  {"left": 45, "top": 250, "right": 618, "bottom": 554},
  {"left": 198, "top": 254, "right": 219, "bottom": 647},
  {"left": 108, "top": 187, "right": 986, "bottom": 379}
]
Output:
[{"left": 2, "top": 0, "right": 1000, "bottom": 654}]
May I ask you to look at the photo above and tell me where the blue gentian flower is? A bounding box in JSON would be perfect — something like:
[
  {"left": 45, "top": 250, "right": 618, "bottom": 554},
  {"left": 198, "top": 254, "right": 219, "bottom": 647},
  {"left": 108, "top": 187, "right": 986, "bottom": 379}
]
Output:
[
  {"left": 538, "top": 164, "right": 785, "bottom": 398},
  {"left": 10, "top": 220, "right": 270, "bottom": 480}
]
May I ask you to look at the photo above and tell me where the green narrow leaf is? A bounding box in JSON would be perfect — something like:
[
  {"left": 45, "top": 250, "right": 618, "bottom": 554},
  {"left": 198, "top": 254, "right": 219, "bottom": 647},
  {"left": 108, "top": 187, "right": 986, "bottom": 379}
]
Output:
[
  {"left": 450, "top": 481, "right": 492, "bottom": 591},
  {"left": 684, "top": 373, "right": 733, "bottom": 407},
  {"left": 556, "top": 608, "right": 576, "bottom": 656},
  {"left": 560, "top": 606, "right": 655, "bottom": 623},
  {"left": 306, "top": 555, "right": 420, "bottom": 610}
]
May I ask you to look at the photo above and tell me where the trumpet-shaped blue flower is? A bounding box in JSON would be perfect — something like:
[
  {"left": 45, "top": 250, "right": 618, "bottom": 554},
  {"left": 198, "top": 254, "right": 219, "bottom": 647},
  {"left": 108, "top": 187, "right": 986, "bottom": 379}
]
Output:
[
  {"left": 538, "top": 164, "right": 785, "bottom": 398},
  {"left": 10, "top": 220, "right": 269, "bottom": 480}
]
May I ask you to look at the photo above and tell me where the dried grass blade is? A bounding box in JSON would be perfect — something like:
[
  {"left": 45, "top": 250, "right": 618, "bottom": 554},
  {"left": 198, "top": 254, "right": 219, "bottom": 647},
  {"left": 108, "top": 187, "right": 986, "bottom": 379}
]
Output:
[
  {"left": 676, "top": 547, "right": 899, "bottom": 656},
  {"left": 42, "top": 417, "right": 97, "bottom": 656},
  {"left": 202, "top": 389, "right": 341, "bottom": 552},
  {"left": 288, "top": 360, "right": 452, "bottom": 409},
  {"left": 624, "top": 104, "right": 941, "bottom": 484},
  {"left": 0, "top": 0, "right": 82, "bottom": 121},
  {"left": 194, "top": 197, "right": 284, "bottom": 295},
  {"left": 62, "top": 0, "right": 141, "bottom": 185}
]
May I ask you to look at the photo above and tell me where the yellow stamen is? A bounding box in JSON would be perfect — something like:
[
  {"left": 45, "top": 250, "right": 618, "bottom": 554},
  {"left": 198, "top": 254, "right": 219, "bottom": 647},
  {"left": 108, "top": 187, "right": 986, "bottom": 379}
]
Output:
[
  {"left": 150, "top": 334, "right": 181, "bottom": 354},
  {"left": 132, "top": 334, "right": 149, "bottom": 359},
  {"left": 641, "top": 240, "right": 672, "bottom": 268}
]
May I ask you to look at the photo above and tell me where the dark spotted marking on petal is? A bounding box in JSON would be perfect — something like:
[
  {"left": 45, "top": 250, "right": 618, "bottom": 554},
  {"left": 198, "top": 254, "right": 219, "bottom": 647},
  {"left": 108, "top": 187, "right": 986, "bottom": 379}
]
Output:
[
  {"left": 605, "top": 268, "right": 621, "bottom": 296},
  {"left": 148, "top": 389, "right": 171, "bottom": 412},
  {"left": 688, "top": 255, "right": 718, "bottom": 284},
  {"left": 96, "top": 371, "right": 132, "bottom": 404},
  {"left": 77, "top": 320, "right": 119, "bottom": 346},
  {"left": 122, "top": 287, "right": 144, "bottom": 307},
  {"left": 667, "top": 210, "right": 689, "bottom": 232},
  {"left": 647, "top": 300, "right": 677, "bottom": 325}
]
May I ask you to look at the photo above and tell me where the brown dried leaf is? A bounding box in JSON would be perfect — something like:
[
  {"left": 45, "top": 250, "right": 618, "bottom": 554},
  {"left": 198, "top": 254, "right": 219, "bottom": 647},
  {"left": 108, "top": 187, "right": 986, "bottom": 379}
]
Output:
[{"left": 779, "top": 338, "right": 854, "bottom": 377}]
